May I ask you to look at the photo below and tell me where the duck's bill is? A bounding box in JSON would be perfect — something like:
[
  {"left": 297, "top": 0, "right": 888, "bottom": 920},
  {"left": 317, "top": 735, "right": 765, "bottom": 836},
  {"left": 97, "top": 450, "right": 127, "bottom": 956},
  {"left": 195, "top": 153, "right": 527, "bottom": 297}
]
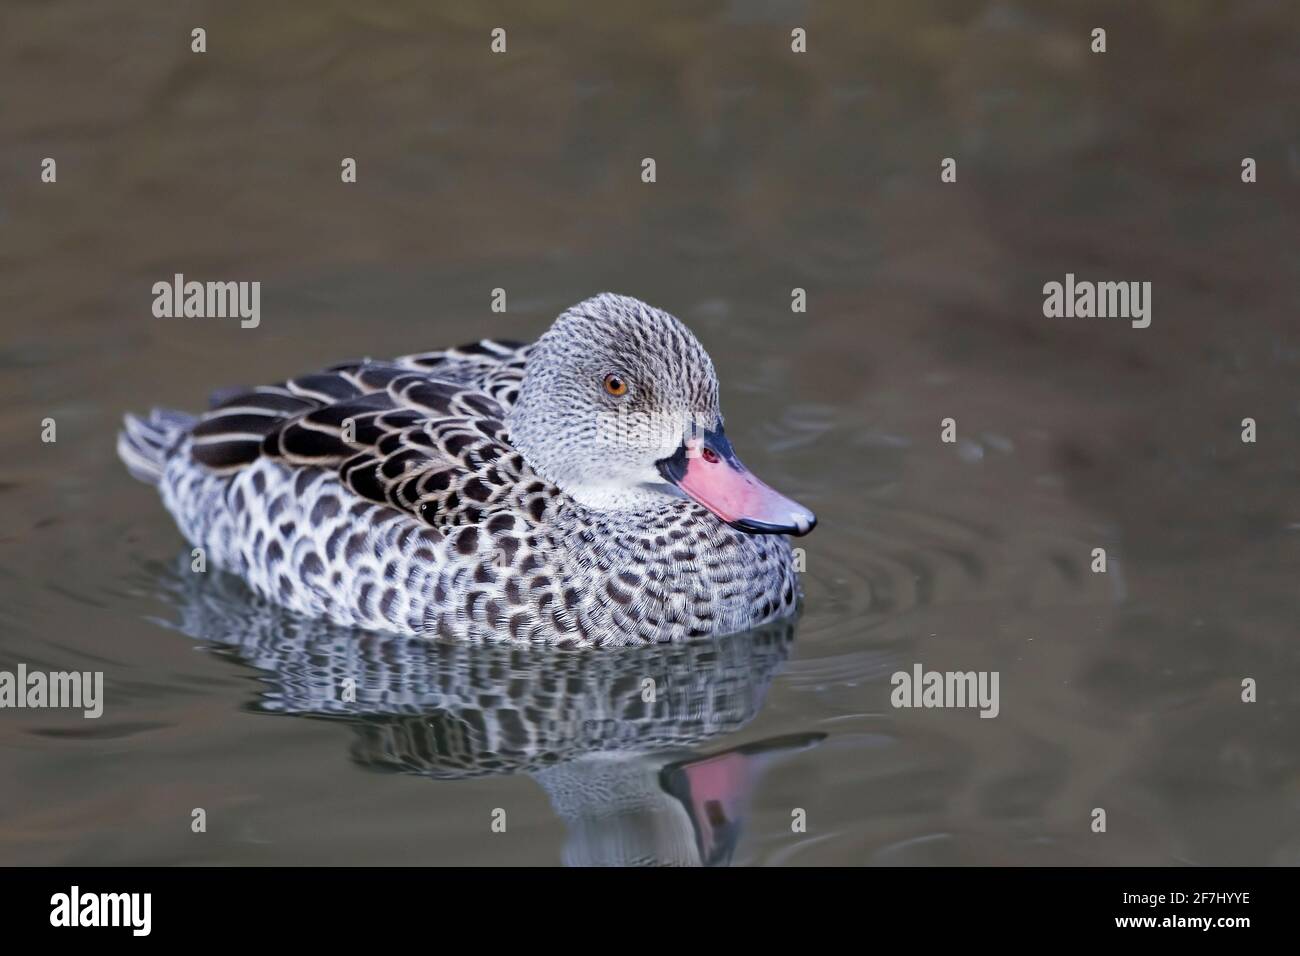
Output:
[{"left": 656, "top": 427, "right": 816, "bottom": 536}]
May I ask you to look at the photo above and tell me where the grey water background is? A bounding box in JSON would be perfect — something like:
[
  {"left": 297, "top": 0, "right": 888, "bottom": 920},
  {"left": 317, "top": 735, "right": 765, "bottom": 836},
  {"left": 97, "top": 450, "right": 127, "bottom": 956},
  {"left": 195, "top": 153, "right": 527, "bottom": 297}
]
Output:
[{"left": 1, "top": 1, "right": 1298, "bottom": 865}]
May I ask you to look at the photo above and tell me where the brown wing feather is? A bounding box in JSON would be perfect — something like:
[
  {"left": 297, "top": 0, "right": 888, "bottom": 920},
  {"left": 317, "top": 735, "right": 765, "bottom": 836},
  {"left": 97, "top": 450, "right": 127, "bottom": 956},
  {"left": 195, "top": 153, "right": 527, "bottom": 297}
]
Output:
[{"left": 187, "top": 339, "right": 553, "bottom": 531}]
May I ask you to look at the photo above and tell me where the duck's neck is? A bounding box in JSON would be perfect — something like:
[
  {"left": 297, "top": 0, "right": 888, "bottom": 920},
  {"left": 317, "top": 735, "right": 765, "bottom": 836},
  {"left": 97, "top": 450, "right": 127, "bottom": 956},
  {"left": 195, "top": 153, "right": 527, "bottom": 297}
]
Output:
[
  {"left": 506, "top": 410, "right": 682, "bottom": 513},
  {"left": 561, "top": 480, "right": 686, "bottom": 512}
]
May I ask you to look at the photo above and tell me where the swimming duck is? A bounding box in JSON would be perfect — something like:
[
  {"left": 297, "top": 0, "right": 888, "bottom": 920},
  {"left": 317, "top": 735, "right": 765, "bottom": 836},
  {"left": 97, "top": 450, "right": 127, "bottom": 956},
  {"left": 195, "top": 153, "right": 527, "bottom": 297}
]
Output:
[{"left": 118, "top": 293, "right": 816, "bottom": 646}]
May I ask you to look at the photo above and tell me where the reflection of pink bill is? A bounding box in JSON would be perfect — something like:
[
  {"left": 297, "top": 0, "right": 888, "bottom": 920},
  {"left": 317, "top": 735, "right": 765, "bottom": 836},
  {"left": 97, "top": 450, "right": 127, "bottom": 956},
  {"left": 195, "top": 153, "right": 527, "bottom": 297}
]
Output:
[{"left": 661, "top": 733, "right": 824, "bottom": 866}]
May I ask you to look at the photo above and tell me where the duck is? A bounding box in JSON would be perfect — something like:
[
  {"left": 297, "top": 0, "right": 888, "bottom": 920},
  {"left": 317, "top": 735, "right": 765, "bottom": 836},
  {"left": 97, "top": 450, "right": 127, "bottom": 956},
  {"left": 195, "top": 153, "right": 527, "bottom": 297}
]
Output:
[{"left": 118, "top": 293, "right": 816, "bottom": 646}]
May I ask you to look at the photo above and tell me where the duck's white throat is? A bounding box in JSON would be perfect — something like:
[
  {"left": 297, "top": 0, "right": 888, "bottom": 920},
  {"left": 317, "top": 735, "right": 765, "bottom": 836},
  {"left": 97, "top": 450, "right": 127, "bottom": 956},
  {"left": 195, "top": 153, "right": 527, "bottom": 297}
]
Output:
[{"left": 563, "top": 476, "right": 684, "bottom": 512}]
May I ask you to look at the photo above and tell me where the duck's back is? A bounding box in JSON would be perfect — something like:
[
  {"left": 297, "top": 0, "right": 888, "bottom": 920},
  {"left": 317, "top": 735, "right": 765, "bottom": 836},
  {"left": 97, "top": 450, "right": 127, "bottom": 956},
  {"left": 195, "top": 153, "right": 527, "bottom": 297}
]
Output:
[
  {"left": 117, "top": 338, "right": 581, "bottom": 637},
  {"left": 188, "top": 338, "right": 532, "bottom": 474}
]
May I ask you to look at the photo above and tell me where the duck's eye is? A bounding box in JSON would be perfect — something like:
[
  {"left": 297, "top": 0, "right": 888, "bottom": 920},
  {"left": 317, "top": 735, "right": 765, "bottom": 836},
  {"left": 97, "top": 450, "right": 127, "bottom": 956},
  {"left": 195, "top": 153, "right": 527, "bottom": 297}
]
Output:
[{"left": 603, "top": 374, "right": 628, "bottom": 397}]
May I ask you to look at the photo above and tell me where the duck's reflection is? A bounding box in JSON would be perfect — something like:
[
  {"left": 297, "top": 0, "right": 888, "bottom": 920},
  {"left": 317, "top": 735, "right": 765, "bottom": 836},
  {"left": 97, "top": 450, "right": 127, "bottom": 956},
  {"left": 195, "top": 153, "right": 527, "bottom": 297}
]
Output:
[{"left": 158, "top": 558, "right": 823, "bottom": 866}]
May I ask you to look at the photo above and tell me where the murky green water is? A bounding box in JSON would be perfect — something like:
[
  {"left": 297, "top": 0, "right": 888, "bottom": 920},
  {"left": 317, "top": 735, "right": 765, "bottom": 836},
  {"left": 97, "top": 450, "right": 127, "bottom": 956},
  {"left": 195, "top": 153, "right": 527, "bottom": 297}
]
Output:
[{"left": 1, "top": 1, "right": 1298, "bottom": 865}]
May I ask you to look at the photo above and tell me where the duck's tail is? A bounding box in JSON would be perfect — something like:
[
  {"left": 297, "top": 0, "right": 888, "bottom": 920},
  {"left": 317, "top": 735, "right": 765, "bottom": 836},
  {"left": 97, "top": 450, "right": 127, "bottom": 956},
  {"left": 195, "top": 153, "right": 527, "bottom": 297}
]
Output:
[{"left": 117, "top": 408, "right": 195, "bottom": 485}]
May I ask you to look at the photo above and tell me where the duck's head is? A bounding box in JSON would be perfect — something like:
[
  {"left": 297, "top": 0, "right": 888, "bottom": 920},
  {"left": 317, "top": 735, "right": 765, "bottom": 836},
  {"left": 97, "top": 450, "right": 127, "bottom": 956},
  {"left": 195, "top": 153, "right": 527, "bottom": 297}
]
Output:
[{"left": 508, "top": 293, "right": 815, "bottom": 536}]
